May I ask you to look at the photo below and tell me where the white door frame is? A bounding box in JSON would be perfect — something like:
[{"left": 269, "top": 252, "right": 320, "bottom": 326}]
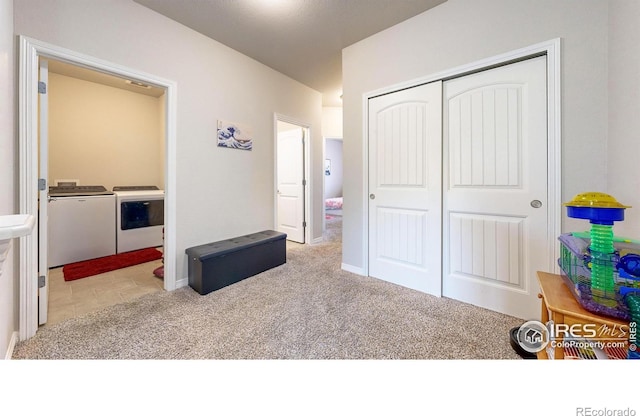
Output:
[
  {"left": 273, "top": 113, "right": 311, "bottom": 245},
  {"left": 362, "top": 38, "right": 561, "bottom": 280},
  {"left": 18, "top": 36, "right": 178, "bottom": 340}
]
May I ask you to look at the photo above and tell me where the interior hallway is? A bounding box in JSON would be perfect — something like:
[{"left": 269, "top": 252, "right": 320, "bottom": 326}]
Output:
[{"left": 44, "top": 216, "right": 343, "bottom": 327}]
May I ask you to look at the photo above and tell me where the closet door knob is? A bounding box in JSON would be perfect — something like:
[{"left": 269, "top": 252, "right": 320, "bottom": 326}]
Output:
[
  {"left": 530, "top": 200, "right": 542, "bottom": 208},
  {"left": 370, "top": 194, "right": 375, "bottom": 200}
]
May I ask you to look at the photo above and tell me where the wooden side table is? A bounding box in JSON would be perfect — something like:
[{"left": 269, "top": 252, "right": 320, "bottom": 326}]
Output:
[{"left": 536, "top": 271, "right": 629, "bottom": 359}]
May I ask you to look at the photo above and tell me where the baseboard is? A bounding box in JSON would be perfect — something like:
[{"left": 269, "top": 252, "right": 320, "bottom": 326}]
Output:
[
  {"left": 4, "top": 331, "right": 18, "bottom": 360},
  {"left": 341, "top": 263, "right": 366, "bottom": 276},
  {"left": 175, "top": 277, "right": 188, "bottom": 289},
  {"left": 310, "top": 236, "right": 323, "bottom": 245}
]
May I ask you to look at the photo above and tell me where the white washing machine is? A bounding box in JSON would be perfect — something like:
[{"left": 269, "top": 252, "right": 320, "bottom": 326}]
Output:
[
  {"left": 48, "top": 185, "right": 116, "bottom": 267},
  {"left": 113, "top": 186, "right": 164, "bottom": 253}
]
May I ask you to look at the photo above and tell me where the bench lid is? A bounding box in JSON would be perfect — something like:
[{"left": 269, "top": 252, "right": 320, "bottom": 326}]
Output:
[{"left": 186, "top": 230, "right": 287, "bottom": 260}]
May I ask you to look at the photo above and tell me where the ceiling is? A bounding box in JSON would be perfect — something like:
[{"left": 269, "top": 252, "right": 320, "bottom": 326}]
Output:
[{"left": 133, "top": 0, "right": 447, "bottom": 106}]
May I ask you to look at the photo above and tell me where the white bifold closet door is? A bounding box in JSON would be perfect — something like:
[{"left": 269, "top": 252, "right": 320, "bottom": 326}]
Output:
[
  {"left": 367, "top": 56, "right": 549, "bottom": 320},
  {"left": 368, "top": 81, "right": 443, "bottom": 296},
  {"left": 442, "top": 56, "right": 548, "bottom": 320}
]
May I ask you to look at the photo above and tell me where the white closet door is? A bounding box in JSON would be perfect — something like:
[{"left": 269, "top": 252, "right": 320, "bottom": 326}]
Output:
[
  {"left": 368, "top": 81, "right": 442, "bottom": 296},
  {"left": 442, "top": 56, "right": 548, "bottom": 320},
  {"left": 277, "top": 128, "right": 305, "bottom": 243}
]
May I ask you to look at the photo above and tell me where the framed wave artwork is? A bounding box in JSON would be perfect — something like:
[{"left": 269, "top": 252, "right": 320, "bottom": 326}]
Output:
[{"left": 217, "top": 119, "right": 253, "bottom": 151}]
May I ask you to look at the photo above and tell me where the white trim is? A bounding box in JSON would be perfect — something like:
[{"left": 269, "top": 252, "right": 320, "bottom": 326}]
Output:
[
  {"left": 341, "top": 263, "right": 366, "bottom": 276},
  {"left": 361, "top": 95, "right": 370, "bottom": 276},
  {"left": 18, "top": 36, "right": 178, "bottom": 340},
  {"left": 18, "top": 37, "right": 39, "bottom": 340},
  {"left": 322, "top": 137, "right": 326, "bottom": 234},
  {"left": 310, "top": 236, "right": 324, "bottom": 245},
  {"left": 362, "top": 38, "right": 562, "bottom": 280},
  {"left": 273, "top": 113, "right": 312, "bottom": 245},
  {"left": 175, "top": 277, "right": 188, "bottom": 289},
  {"left": 4, "top": 331, "right": 18, "bottom": 360},
  {"left": 547, "top": 40, "right": 562, "bottom": 274}
]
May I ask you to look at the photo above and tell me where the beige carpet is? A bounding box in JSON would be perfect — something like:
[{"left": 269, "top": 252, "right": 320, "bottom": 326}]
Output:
[{"left": 12, "top": 216, "right": 524, "bottom": 359}]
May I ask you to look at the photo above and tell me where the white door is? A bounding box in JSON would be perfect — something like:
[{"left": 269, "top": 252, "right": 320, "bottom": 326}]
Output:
[
  {"left": 38, "top": 58, "right": 49, "bottom": 325},
  {"left": 276, "top": 127, "right": 305, "bottom": 243},
  {"left": 442, "top": 56, "right": 548, "bottom": 320},
  {"left": 368, "top": 81, "right": 442, "bottom": 296}
]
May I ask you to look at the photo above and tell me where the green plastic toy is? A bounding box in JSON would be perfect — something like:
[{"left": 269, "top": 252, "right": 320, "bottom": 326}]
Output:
[{"left": 564, "top": 192, "right": 630, "bottom": 306}]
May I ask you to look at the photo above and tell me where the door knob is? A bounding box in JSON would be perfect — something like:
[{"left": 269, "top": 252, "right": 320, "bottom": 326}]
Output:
[
  {"left": 530, "top": 200, "right": 542, "bottom": 208},
  {"left": 370, "top": 194, "right": 375, "bottom": 200}
]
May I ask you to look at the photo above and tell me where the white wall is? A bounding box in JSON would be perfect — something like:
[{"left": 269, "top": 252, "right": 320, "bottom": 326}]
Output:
[
  {"left": 342, "top": 0, "right": 612, "bottom": 271},
  {"left": 0, "top": 0, "right": 15, "bottom": 359},
  {"left": 14, "top": 0, "right": 323, "bottom": 287},
  {"left": 607, "top": 0, "right": 640, "bottom": 239},
  {"left": 49, "top": 73, "right": 164, "bottom": 191},
  {"left": 322, "top": 106, "right": 343, "bottom": 138}
]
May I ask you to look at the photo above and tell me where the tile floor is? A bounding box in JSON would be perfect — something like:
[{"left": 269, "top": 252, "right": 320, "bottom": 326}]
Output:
[{"left": 46, "top": 256, "right": 165, "bottom": 326}]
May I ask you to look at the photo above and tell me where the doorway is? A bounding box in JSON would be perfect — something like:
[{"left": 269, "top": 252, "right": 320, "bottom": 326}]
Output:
[
  {"left": 18, "top": 36, "right": 178, "bottom": 340},
  {"left": 43, "top": 58, "right": 166, "bottom": 325},
  {"left": 323, "top": 138, "right": 343, "bottom": 230},
  {"left": 275, "top": 116, "right": 310, "bottom": 244},
  {"left": 365, "top": 40, "right": 561, "bottom": 321}
]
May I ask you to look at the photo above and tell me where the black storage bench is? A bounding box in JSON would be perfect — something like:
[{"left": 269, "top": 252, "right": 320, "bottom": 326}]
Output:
[{"left": 186, "top": 230, "right": 287, "bottom": 295}]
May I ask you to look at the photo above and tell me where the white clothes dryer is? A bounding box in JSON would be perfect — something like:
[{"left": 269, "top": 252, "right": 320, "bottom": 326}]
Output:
[{"left": 112, "top": 186, "right": 164, "bottom": 253}]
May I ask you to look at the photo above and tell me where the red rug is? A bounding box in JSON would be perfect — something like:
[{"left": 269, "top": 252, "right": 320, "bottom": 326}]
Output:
[{"left": 62, "top": 247, "right": 163, "bottom": 281}]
